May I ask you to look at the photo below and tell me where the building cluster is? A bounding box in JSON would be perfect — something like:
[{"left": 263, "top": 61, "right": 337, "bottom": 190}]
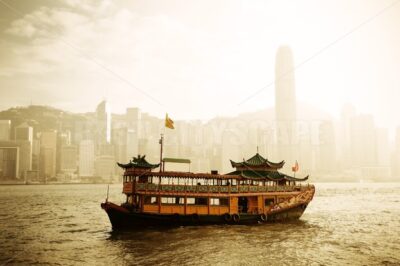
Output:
[
  {"left": 0, "top": 100, "right": 398, "bottom": 183},
  {"left": 0, "top": 101, "right": 142, "bottom": 183}
]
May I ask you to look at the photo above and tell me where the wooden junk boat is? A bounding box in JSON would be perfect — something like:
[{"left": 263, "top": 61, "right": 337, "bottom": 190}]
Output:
[{"left": 101, "top": 153, "right": 315, "bottom": 229}]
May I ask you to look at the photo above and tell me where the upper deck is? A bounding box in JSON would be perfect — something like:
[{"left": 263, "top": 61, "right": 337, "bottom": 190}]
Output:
[
  {"left": 123, "top": 181, "right": 311, "bottom": 195},
  {"left": 119, "top": 154, "right": 311, "bottom": 196}
]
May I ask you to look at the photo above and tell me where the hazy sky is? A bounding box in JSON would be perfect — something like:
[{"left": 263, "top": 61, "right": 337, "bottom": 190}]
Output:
[{"left": 0, "top": 0, "right": 400, "bottom": 129}]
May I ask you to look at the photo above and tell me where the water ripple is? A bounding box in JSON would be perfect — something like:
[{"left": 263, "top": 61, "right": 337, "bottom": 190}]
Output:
[{"left": 0, "top": 183, "right": 400, "bottom": 265}]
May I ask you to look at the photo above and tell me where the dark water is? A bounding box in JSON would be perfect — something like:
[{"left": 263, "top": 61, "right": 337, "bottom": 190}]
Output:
[{"left": 0, "top": 183, "right": 399, "bottom": 266}]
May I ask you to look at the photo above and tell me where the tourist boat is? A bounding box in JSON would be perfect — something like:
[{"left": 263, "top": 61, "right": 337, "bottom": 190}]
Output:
[{"left": 101, "top": 152, "right": 315, "bottom": 229}]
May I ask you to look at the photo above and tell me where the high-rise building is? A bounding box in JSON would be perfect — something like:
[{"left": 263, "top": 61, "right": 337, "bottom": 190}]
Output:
[
  {"left": 96, "top": 100, "right": 111, "bottom": 144},
  {"left": 79, "top": 139, "right": 95, "bottom": 177},
  {"left": 60, "top": 145, "right": 78, "bottom": 174},
  {"left": 376, "top": 128, "right": 390, "bottom": 167},
  {"left": 0, "top": 120, "right": 11, "bottom": 141},
  {"left": 275, "top": 46, "right": 297, "bottom": 166},
  {"left": 221, "top": 130, "right": 240, "bottom": 174},
  {"left": 350, "top": 115, "right": 376, "bottom": 168},
  {"left": 15, "top": 123, "right": 33, "bottom": 176},
  {"left": 317, "top": 120, "right": 336, "bottom": 173},
  {"left": 15, "top": 123, "right": 33, "bottom": 142},
  {"left": 95, "top": 155, "right": 115, "bottom": 180},
  {"left": 0, "top": 144, "right": 19, "bottom": 180},
  {"left": 391, "top": 127, "right": 400, "bottom": 179},
  {"left": 339, "top": 104, "right": 356, "bottom": 170},
  {"left": 57, "top": 131, "right": 71, "bottom": 174},
  {"left": 39, "top": 130, "right": 57, "bottom": 180},
  {"left": 126, "top": 108, "right": 140, "bottom": 160}
]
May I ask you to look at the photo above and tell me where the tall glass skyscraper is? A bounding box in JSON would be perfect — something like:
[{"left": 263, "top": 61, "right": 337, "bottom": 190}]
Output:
[{"left": 275, "top": 46, "right": 297, "bottom": 165}]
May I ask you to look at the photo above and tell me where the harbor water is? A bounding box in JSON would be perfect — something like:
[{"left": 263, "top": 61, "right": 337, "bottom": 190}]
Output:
[{"left": 0, "top": 183, "right": 399, "bottom": 265}]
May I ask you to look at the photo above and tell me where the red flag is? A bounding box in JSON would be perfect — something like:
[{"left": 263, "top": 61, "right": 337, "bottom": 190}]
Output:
[{"left": 292, "top": 160, "right": 299, "bottom": 172}]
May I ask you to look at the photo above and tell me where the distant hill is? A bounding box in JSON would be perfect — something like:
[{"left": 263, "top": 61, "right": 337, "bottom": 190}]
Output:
[{"left": 0, "top": 105, "right": 88, "bottom": 138}]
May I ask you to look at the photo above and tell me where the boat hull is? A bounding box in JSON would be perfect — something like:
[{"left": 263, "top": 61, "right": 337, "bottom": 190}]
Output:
[{"left": 101, "top": 202, "right": 309, "bottom": 230}]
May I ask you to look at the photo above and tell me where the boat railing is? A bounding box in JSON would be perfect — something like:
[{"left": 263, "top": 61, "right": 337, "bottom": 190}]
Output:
[{"left": 123, "top": 182, "right": 310, "bottom": 194}]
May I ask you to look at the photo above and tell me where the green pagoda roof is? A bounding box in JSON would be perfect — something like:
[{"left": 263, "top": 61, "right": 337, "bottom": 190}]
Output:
[
  {"left": 226, "top": 170, "right": 308, "bottom": 182},
  {"left": 117, "top": 155, "right": 160, "bottom": 169},
  {"left": 230, "top": 153, "right": 285, "bottom": 169}
]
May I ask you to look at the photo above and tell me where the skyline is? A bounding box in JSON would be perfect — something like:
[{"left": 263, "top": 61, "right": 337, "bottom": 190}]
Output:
[
  {"left": 0, "top": 43, "right": 398, "bottom": 185},
  {"left": 0, "top": 0, "right": 400, "bottom": 131}
]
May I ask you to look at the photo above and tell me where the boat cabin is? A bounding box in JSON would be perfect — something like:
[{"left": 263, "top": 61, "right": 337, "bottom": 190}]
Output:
[{"left": 119, "top": 154, "right": 309, "bottom": 218}]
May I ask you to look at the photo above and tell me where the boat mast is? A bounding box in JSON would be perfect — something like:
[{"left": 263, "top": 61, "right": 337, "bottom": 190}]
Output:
[{"left": 159, "top": 134, "right": 164, "bottom": 172}]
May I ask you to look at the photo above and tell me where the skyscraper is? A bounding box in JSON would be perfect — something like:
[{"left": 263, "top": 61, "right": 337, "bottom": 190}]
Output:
[
  {"left": 39, "top": 130, "right": 57, "bottom": 180},
  {"left": 126, "top": 107, "right": 140, "bottom": 160},
  {"left": 15, "top": 123, "right": 33, "bottom": 178},
  {"left": 275, "top": 46, "right": 297, "bottom": 165},
  {"left": 0, "top": 120, "right": 11, "bottom": 141},
  {"left": 96, "top": 100, "right": 111, "bottom": 144},
  {"left": 60, "top": 145, "right": 78, "bottom": 180},
  {"left": 350, "top": 114, "right": 376, "bottom": 168},
  {"left": 79, "top": 139, "right": 95, "bottom": 178}
]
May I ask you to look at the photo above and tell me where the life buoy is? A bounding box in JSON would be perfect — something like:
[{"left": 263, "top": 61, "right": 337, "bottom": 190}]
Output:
[
  {"left": 260, "top": 213, "right": 267, "bottom": 222},
  {"left": 223, "top": 213, "right": 232, "bottom": 222},
  {"left": 232, "top": 213, "right": 240, "bottom": 223}
]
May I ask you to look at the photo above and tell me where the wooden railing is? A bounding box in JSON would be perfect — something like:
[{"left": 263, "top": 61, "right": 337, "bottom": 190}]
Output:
[{"left": 123, "top": 182, "right": 312, "bottom": 194}]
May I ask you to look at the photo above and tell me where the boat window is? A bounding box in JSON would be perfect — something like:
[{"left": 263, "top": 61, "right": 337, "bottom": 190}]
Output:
[
  {"left": 177, "top": 197, "right": 184, "bottom": 204},
  {"left": 265, "top": 198, "right": 274, "bottom": 206},
  {"left": 220, "top": 198, "right": 229, "bottom": 206},
  {"left": 144, "top": 196, "right": 158, "bottom": 205},
  {"left": 187, "top": 198, "right": 195, "bottom": 204},
  {"left": 161, "top": 197, "right": 175, "bottom": 204},
  {"left": 221, "top": 179, "right": 227, "bottom": 186},
  {"left": 161, "top": 197, "right": 184, "bottom": 205},
  {"left": 232, "top": 179, "right": 237, "bottom": 186},
  {"left": 194, "top": 197, "right": 208, "bottom": 205},
  {"left": 210, "top": 198, "right": 229, "bottom": 206},
  {"left": 210, "top": 198, "right": 219, "bottom": 205}
]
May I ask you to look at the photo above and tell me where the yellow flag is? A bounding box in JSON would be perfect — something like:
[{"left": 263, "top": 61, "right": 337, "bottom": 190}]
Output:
[{"left": 165, "top": 114, "right": 174, "bottom": 129}]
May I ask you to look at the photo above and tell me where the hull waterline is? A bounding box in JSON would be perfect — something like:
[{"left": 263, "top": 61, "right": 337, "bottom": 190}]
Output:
[{"left": 101, "top": 201, "right": 309, "bottom": 230}]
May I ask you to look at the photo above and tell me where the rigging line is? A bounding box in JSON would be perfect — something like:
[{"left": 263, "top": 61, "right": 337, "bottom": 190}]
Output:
[
  {"left": 0, "top": 0, "right": 165, "bottom": 107},
  {"left": 237, "top": 0, "right": 400, "bottom": 107}
]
